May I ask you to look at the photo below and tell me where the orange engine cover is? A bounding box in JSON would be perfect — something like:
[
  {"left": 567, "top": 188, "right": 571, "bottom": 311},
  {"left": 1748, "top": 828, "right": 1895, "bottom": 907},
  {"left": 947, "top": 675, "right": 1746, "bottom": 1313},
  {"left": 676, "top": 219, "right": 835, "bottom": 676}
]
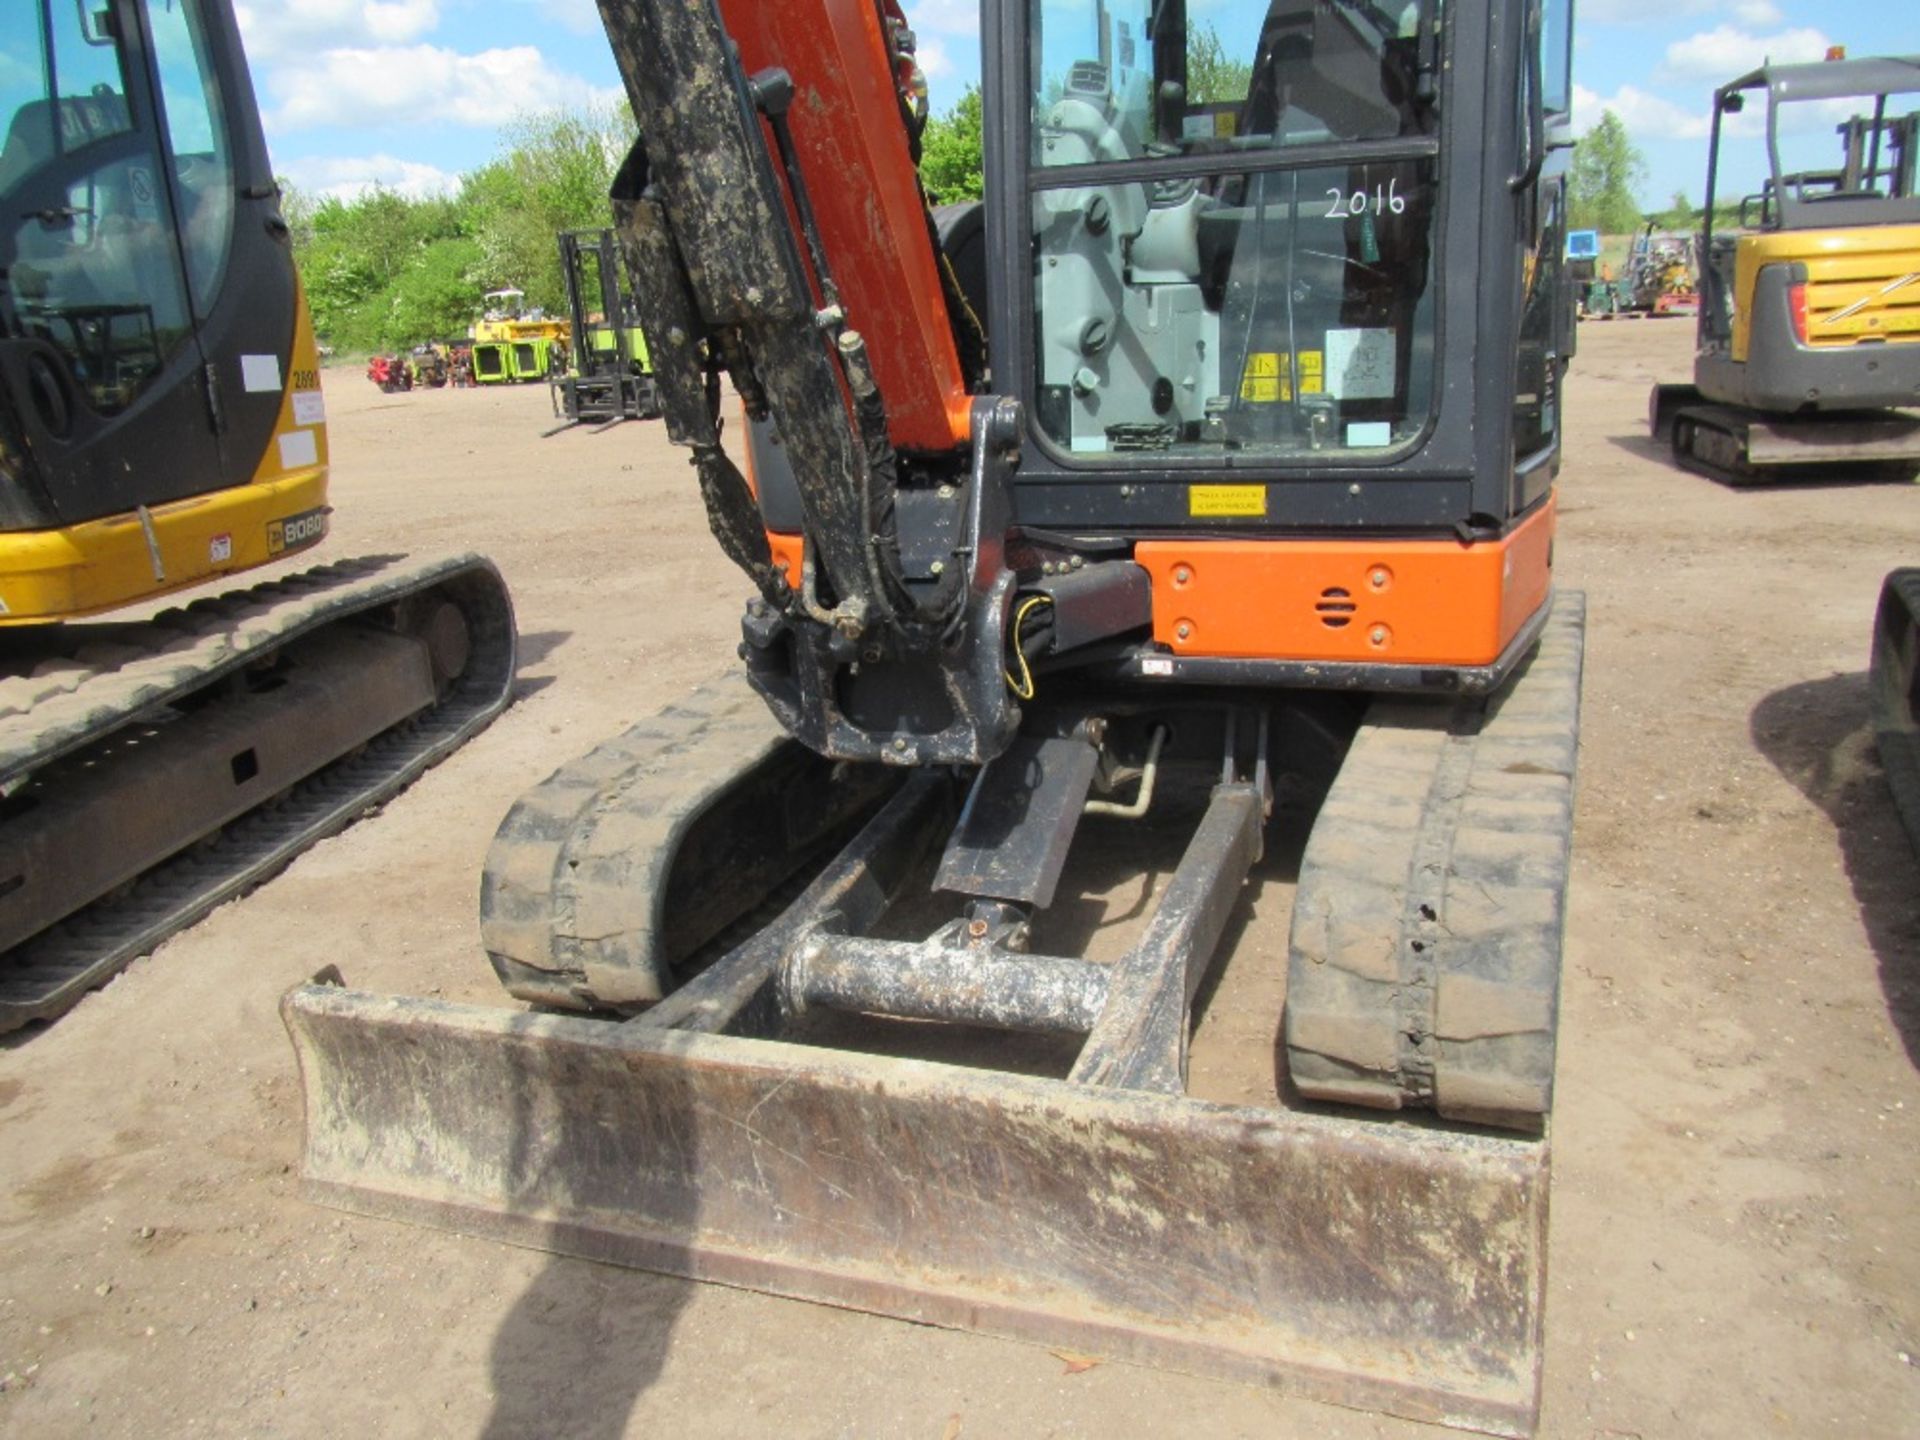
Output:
[{"left": 1134, "top": 499, "right": 1557, "bottom": 668}]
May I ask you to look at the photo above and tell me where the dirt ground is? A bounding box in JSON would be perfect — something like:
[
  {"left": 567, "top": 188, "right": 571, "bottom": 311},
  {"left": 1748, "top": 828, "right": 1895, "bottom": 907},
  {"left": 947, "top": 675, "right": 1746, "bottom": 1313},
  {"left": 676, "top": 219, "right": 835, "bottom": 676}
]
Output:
[{"left": 2, "top": 320, "right": 1917, "bottom": 1439}]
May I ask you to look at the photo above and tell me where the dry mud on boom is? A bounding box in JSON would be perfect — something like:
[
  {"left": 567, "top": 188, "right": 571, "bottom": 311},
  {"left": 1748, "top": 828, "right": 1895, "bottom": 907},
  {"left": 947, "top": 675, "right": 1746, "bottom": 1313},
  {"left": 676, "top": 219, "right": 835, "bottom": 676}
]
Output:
[
  {"left": 0, "top": 554, "right": 515, "bottom": 1032},
  {"left": 286, "top": 594, "right": 1586, "bottom": 1437},
  {"left": 1871, "top": 569, "right": 1920, "bottom": 858}
]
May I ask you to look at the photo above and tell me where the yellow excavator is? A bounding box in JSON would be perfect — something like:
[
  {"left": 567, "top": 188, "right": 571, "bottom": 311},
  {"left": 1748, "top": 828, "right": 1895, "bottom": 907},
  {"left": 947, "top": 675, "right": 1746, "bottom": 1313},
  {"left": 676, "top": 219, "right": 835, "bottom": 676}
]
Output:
[
  {"left": 0, "top": 0, "right": 515, "bottom": 1030},
  {"left": 1650, "top": 54, "right": 1920, "bottom": 481}
]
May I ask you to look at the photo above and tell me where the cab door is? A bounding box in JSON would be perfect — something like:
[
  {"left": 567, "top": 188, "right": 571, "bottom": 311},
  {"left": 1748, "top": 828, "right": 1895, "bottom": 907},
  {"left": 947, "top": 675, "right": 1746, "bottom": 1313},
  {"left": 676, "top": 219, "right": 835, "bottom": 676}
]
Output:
[{"left": 0, "top": 0, "right": 230, "bottom": 530}]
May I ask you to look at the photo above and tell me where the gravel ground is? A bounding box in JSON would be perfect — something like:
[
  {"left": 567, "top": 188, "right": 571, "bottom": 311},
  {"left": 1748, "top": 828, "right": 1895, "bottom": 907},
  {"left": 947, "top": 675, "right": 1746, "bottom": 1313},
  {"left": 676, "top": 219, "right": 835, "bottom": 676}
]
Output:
[{"left": 0, "top": 318, "right": 1916, "bottom": 1439}]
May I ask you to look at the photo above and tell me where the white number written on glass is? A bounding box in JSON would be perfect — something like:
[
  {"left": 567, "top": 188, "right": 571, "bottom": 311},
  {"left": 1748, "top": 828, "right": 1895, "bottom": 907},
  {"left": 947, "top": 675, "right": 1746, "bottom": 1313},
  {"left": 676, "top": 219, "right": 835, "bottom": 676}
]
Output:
[{"left": 1325, "top": 178, "right": 1408, "bottom": 219}]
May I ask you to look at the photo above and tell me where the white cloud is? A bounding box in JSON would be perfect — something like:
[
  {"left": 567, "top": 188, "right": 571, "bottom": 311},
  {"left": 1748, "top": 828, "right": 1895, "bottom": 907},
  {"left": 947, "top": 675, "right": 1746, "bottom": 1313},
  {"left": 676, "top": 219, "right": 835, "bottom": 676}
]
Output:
[
  {"left": 235, "top": 0, "right": 441, "bottom": 60},
  {"left": 1579, "top": 0, "right": 1717, "bottom": 22},
  {"left": 916, "top": 39, "right": 954, "bottom": 81},
  {"left": 264, "top": 44, "right": 587, "bottom": 130},
  {"left": 1655, "top": 24, "right": 1834, "bottom": 85},
  {"left": 285, "top": 152, "right": 461, "bottom": 201},
  {"left": 903, "top": 0, "right": 981, "bottom": 37},
  {"left": 538, "top": 0, "right": 603, "bottom": 36},
  {"left": 1583, "top": 0, "right": 1786, "bottom": 23},
  {"left": 1572, "top": 82, "right": 1712, "bottom": 141}
]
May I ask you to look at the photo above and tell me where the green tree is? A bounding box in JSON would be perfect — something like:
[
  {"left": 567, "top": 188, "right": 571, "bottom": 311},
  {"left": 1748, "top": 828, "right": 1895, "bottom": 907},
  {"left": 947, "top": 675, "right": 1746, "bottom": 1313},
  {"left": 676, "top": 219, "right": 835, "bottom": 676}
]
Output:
[
  {"left": 289, "top": 105, "right": 636, "bottom": 352},
  {"left": 378, "top": 235, "right": 486, "bottom": 348},
  {"left": 1651, "top": 189, "right": 1697, "bottom": 229},
  {"left": 294, "top": 186, "right": 471, "bottom": 350},
  {"left": 464, "top": 105, "right": 634, "bottom": 313},
  {"left": 1187, "top": 22, "right": 1252, "bottom": 104},
  {"left": 919, "top": 87, "right": 984, "bottom": 203},
  {"left": 1569, "top": 111, "right": 1648, "bottom": 234}
]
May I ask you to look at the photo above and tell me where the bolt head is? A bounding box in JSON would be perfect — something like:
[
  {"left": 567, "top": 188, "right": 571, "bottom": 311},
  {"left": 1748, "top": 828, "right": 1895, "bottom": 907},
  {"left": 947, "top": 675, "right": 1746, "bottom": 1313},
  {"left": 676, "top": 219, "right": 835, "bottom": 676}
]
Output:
[
  {"left": 1370, "top": 625, "right": 1389, "bottom": 645},
  {"left": 1175, "top": 622, "right": 1192, "bottom": 641}
]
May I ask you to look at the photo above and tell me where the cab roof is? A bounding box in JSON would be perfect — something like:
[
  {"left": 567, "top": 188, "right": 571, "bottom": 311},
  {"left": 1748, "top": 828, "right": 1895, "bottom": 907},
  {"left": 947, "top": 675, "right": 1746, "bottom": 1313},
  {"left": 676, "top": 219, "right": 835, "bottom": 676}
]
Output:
[{"left": 1718, "top": 55, "right": 1920, "bottom": 105}]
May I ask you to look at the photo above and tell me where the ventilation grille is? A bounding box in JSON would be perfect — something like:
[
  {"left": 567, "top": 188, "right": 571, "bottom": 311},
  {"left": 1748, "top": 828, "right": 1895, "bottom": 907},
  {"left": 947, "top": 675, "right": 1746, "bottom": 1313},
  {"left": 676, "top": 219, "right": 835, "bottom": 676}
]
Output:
[{"left": 1316, "top": 587, "right": 1357, "bottom": 629}]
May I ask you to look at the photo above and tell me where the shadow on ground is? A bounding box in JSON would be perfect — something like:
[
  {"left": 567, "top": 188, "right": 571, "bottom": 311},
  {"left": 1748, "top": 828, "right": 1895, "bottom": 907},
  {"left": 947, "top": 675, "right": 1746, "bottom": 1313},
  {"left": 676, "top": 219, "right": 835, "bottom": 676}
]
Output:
[
  {"left": 1750, "top": 670, "right": 1920, "bottom": 1069},
  {"left": 478, "top": 1007, "right": 693, "bottom": 1438},
  {"left": 483, "top": 1254, "right": 687, "bottom": 1440},
  {"left": 516, "top": 630, "right": 572, "bottom": 668}
]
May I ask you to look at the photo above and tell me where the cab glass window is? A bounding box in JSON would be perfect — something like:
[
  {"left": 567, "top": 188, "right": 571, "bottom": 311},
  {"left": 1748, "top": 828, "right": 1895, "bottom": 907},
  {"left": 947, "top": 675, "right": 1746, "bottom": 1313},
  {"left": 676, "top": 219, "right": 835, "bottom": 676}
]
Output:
[
  {"left": 0, "top": 1, "right": 194, "bottom": 416},
  {"left": 143, "top": 0, "right": 232, "bottom": 316},
  {"left": 1027, "top": 1, "right": 1444, "bottom": 463},
  {"left": 1540, "top": 0, "right": 1572, "bottom": 118},
  {"left": 1032, "top": 1, "right": 1441, "bottom": 166}
]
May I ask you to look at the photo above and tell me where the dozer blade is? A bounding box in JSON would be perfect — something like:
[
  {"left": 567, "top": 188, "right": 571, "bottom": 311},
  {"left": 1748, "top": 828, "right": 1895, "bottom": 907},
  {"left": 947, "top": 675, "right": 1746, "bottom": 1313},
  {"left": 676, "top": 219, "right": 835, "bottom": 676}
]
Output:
[
  {"left": 0, "top": 553, "right": 515, "bottom": 1032},
  {"left": 285, "top": 981, "right": 1548, "bottom": 1435},
  {"left": 1871, "top": 569, "right": 1920, "bottom": 858}
]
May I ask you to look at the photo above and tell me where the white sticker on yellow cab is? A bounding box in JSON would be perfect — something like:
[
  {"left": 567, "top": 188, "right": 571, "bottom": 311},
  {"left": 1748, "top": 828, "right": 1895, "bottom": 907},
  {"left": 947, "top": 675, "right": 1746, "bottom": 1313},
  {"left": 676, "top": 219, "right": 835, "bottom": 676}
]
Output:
[{"left": 278, "top": 429, "right": 319, "bottom": 469}]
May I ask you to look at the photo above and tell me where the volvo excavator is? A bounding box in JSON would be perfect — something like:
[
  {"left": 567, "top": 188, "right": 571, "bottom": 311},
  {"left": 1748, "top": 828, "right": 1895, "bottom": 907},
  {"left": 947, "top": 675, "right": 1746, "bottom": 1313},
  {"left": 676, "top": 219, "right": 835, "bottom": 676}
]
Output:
[
  {"left": 286, "top": 1, "right": 1584, "bottom": 1433},
  {"left": 1649, "top": 55, "right": 1920, "bottom": 482},
  {"left": 0, "top": 1, "right": 515, "bottom": 1031}
]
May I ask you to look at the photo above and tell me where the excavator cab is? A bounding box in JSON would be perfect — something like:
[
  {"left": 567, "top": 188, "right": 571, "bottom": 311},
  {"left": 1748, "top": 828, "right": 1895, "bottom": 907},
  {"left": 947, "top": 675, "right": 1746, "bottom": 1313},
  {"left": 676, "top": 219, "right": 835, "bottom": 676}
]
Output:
[
  {"left": 0, "top": 0, "right": 334, "bottom": 618},
  {"left": 287, "top": 3, "right": 1585, "bottom": 1433}
]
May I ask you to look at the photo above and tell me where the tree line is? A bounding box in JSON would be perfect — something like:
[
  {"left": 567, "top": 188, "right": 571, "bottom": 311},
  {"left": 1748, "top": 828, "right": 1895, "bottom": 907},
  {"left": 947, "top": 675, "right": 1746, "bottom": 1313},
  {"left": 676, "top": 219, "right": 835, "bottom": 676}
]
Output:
[
  {"left": 290, "top": 94, "right": 987, "bottom": 355},
  {"left": 291, "top": 89, "right": 1697, "bottom": 354},
  {"left": 1569, "top": 111, "right": 1734, "bottom": 236}
]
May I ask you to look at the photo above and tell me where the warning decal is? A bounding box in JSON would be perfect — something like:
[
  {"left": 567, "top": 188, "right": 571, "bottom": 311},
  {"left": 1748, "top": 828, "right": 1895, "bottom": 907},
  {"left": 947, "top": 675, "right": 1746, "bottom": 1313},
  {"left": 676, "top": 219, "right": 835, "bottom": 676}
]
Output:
[{"left": 1189, "top": 485, "right": 1267, "bottom": 518}]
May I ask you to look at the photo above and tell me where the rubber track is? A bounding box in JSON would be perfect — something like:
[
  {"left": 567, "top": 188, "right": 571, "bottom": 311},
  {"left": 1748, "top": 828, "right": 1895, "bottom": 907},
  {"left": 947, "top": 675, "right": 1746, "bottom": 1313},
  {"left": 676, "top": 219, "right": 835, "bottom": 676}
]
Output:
[
  {"left": 480, "top": 671, "right": 794, "bottom": 1009},
  {"left": 1871, "top": 568, "right": 1920, "bottom": 860},
  {"left": 0, "top": 554, "right": 515, "bottom": 1033},
  {"left": 1285, "top": 592, "right": 1586, "bottom": 1132},
  {"left": 1669, "top": 406, "right": 1759, "bottom": 486}
]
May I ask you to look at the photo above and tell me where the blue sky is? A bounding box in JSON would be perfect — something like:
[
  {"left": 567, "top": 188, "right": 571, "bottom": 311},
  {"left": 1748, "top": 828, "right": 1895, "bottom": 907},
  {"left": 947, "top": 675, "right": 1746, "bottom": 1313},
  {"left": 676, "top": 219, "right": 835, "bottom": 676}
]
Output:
[{"left": 251, "top": 1, "right": 1920, "bottom": 209}]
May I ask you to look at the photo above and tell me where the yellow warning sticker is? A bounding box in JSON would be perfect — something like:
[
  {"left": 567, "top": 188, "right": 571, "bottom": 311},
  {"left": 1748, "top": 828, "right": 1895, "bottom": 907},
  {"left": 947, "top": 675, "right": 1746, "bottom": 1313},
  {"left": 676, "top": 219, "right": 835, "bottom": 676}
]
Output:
[
  {"left": 1241, "top": 352, "right": 1288, "bottom": 403},
  {"left": 1298, "top": 350, "right": 1324, "bottom": 395},
  {"left": 1189, "top": 485, "right": 1268, "bottom": 518}
]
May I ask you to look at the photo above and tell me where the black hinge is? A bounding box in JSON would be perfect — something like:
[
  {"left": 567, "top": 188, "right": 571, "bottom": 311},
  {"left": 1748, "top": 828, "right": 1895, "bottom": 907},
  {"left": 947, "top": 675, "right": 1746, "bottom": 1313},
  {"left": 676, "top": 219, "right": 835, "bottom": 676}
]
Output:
[{"left": 203, "top": 361, "right": 226, "bottom": 434}]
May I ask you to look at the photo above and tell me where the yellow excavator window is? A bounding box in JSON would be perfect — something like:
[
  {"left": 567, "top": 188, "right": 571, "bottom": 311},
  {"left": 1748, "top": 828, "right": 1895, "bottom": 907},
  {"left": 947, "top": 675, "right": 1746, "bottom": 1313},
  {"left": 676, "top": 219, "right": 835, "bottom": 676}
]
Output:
[
  {"left": 143, "top": 0, "right": 233, "bottom": 318},
  {"left": 0, "top": 1, "right": 196, "bottom": 417}
]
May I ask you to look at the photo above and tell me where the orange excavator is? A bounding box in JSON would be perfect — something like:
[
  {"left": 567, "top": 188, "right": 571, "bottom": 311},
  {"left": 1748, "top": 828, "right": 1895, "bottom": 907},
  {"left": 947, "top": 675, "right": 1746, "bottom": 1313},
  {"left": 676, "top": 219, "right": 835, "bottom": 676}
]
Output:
[{"left": 287, "top": 2, "right": 1585, "bottom": 1433}]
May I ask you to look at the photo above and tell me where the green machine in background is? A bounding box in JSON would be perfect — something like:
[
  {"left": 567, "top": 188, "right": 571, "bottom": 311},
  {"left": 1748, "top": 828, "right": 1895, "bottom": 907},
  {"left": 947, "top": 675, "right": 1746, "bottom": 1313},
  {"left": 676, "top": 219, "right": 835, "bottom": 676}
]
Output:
[
  {"left": 470, "top": 288, "right": 568, "bottom": 386},
  {"left": 470, "top": 342, "right": 512, "bottom": 384},
  {"left": 548, "top": 229, "right": 663, "bottom": 430}
]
